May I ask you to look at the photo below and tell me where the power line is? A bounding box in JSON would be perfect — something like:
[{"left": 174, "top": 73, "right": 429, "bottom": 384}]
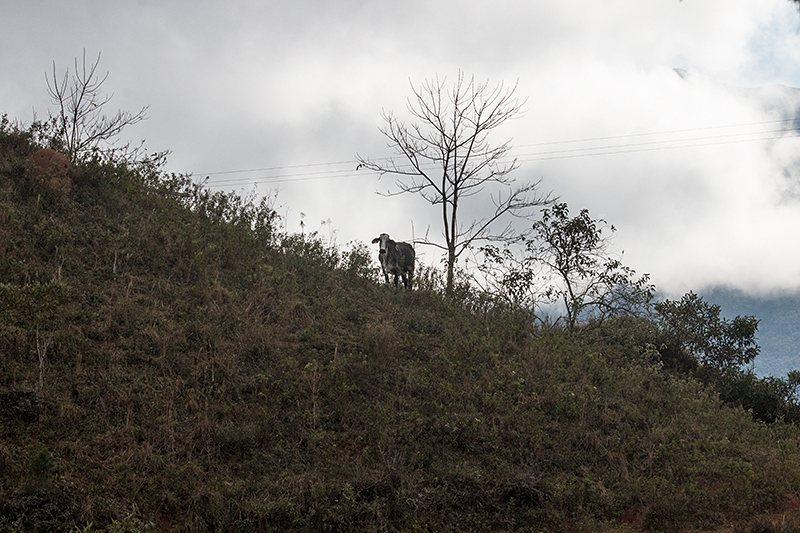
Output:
[
  {"left": 513, "top": 118, "right": 797, "bottom": 148},
  {"left": 514, "top": 125, "right": 798, "bottom": 162},
  {"left": 197, "top": 159, "right": 357, "bottom": 176},
  {"left": 203, "top": 170, "right": 367, "bottom": 188},
  {"left": 197, "top": 118, "right": 800, "bottom": 188},
  {"left": 202, "top": 128, "right": 799, "bottom": 187}
]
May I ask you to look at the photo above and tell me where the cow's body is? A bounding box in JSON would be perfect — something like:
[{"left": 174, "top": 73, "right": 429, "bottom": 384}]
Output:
[{"left": 372, "top": 233, "right": 415, "bottom": 290}]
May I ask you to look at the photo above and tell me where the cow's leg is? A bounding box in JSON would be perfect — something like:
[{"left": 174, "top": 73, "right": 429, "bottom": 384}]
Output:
[
  {"left": 382, "top": 269, "right": 390, "bottom": 285},
  {"left": 401, "top": 271, "right": 409, "bottom": 289},
  {"left": 393, "top": 272, "right": 400, "bottom": 287}
]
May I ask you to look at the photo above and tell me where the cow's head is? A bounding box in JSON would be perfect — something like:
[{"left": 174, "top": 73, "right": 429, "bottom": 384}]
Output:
[{"left": 372, "top": 233, "right": 391, "bottom": 256}]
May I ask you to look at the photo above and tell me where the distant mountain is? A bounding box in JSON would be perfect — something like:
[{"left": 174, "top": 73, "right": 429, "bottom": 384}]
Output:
[{"left": 702, "top": 287, "right": 800, "bottom": 378}]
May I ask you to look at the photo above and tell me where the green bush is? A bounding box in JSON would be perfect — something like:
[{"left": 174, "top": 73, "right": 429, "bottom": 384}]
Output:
[{"left": 654, "top": 292, "right": 800, "bottom": 424}]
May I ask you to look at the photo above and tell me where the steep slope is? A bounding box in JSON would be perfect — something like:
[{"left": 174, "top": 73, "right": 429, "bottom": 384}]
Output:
[{"left": 2, "top": 121, "right": 800, "bottom": 532}]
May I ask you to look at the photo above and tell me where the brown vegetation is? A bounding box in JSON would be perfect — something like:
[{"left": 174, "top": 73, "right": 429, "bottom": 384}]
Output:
[
  {"left": 2, "top": 116, "right": 800, "bottom": 532},
  {"left": 27, "top": 148, "right": 71, "bottom": 191}
]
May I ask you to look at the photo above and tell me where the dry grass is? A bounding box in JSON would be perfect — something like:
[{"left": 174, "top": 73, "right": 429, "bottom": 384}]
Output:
[{"left": 2, "top": 119, "right": 800, "bottom": 532}]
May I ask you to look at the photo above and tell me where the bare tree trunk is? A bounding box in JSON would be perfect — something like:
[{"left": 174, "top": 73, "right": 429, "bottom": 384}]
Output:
[
  {"left": 356, "top": 72, "right": 552, "bottom": 297},
  {"left": 446, "top": 246, "right": 456, "bottom": 295}
]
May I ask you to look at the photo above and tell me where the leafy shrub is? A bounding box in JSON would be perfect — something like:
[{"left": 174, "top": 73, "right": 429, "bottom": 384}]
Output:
[
  {"left": 656, "top": 291, "right": 759, "bottom": 372},
  {"left": 655, "top": 292, "right": 800, "bottom": 423},
  {"left": 478, "top": 202, "right": 653, "bottom": 332}
]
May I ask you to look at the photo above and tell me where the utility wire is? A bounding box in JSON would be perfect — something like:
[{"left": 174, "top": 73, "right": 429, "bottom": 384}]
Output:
[
  {"left": 198, "top": 159, "right": 357, "bottom": 176},
  {"left": 515, "top": 126, "right": 798, "bottom": 161},
  {"left": 198, "top": 118, "right": 800, "bottom": 188},
  {"left": 513, "top": 118, "right": 797, "bottom": 148}
]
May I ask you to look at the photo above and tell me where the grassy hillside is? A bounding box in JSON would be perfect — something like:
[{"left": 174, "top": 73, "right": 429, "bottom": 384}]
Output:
[{"left": 3, "top": 118, "right": 800, "bottom": 532}]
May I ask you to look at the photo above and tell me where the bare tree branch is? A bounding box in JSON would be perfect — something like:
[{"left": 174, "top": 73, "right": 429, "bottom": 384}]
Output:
[
  {"left": 357, "top": 71, "right": 552, "bottom": 294},
  {"left": 46, "top": 49, "right": 149, "bottom": 163}
]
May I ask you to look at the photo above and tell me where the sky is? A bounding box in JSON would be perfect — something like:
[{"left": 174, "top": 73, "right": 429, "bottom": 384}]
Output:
[{"left": 3, "top": 0, "right": 800, "bottom": 298}]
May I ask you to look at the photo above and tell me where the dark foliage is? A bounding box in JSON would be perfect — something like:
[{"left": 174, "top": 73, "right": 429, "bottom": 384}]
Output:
[{"left": 655, "top": 292, "right": 800, "bottom": 424}]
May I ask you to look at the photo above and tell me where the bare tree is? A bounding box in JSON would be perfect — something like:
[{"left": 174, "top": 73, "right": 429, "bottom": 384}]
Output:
[
  {"left": 46, "top": 49, "right": 148, "bottom": 162},
  {"left": 357, "top": 72, "right": 551, "bottom": 295}
]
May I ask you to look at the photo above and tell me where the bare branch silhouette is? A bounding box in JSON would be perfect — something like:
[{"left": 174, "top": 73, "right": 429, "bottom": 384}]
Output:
[
  {"left": 46, "top": 49, "right": 149, "bottom": 162},
  {"left": 357, "top": 71, "right": 552, "bottom": 294}
]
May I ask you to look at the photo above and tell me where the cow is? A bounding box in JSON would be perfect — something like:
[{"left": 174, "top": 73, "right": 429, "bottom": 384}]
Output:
[{"left": 372, "top": 233, "right": 415, "bottom": 290}]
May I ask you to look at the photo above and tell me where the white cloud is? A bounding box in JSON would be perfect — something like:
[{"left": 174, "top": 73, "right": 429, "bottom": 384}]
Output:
[
  {"left": 2, "top": 0, "right": 800, "bottom": 295},
  {"left": 522, "top": 69, "right": 800, "bottom": 295}
]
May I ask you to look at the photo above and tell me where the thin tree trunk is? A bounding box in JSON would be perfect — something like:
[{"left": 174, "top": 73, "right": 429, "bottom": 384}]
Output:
[{"left": 446, "top": 245, "right": 456, "bottom": 295}]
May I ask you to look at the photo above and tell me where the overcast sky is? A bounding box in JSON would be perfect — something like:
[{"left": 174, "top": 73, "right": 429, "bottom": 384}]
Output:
[{"left": 3, "top": 0, "right": 800, "bottom": 297}]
